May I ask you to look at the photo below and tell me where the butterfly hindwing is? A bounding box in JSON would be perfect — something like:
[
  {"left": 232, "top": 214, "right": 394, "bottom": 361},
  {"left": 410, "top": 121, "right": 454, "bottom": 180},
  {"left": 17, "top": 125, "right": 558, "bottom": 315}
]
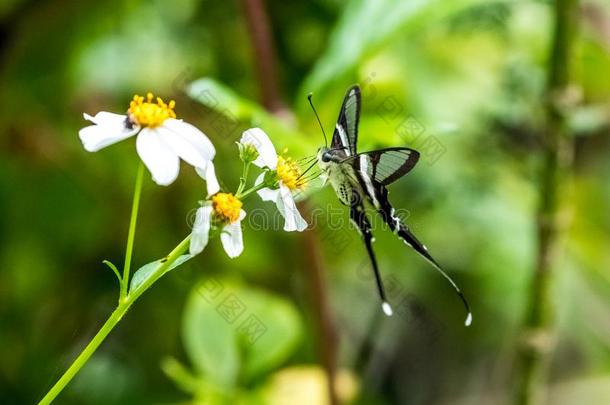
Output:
[
  {"left": 369, "top": 147, "right": 419, "bottom": 185},
  {"left": 351, "top": 147, "right": 420, "bottom": 188},
  {"left": 331, "top": 85, "right": 361, "bottom": 156}
]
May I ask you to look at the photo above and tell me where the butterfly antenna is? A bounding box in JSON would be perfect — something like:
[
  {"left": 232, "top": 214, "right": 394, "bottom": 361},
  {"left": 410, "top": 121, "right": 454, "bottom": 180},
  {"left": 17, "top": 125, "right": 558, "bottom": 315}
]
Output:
[
  {"left": 296, "top": 154, "right": 316, "bottom": 163},
  {"left": 307, "top": 92, "right": 328, "bottom": 147}
]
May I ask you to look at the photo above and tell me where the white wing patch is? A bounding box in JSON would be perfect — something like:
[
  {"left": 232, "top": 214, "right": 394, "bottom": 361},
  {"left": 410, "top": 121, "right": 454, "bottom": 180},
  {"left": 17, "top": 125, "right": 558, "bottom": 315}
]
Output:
[
  {"left": 359, "top": 154, "right": 379, "bottom": 208},
  {"left": 335, "top": 123, "right": 350, "bottom": 155}
]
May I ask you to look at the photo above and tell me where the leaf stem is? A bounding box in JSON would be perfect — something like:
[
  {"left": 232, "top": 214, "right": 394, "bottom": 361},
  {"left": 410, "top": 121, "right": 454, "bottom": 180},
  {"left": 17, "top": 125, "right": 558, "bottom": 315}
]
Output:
[{"left": 120, "top": 162, "right": 145, "bottom": 300}]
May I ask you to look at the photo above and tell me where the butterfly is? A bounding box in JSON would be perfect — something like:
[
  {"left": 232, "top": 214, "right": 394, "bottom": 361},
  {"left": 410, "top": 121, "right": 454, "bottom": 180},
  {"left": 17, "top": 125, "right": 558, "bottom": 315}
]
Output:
[{"left": 308, "top": 85, "right": 472, "bottom": 326}]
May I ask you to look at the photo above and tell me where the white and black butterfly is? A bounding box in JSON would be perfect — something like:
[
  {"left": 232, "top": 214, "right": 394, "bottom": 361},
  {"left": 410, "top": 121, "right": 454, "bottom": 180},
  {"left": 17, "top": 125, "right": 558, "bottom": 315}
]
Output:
[{"left": 310, "top": 85, "right": 472, "bottom": 326}]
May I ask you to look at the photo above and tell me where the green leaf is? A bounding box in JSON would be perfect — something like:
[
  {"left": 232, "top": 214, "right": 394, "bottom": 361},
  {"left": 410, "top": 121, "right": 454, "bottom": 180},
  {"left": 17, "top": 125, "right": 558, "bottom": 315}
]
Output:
[
  {"left": 236, "top": 288, "right": 302, "bottom": 380},
  {"left": 102, "top": 260, "right": 121, "bottom": 285},
  {"left": 129, "top": 254, "right": 192, "bottom": 292},
  {"left": 182, "top": 280, "right": 240, "bottom": 388},
  {"left": 181, "top": 279, "right": 303, "bottom": 387},
  {"left": 160, "top": 356, "right": 202, "bottom": 395},
  {"left": 300, "top": 0, "right": 485, "bottom": 98}
]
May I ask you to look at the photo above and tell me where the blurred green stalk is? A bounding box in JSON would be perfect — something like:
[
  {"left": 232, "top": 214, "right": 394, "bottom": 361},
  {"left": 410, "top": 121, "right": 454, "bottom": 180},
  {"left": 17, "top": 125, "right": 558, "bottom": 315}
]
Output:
[{"left": 515, "top": 0, "right": 578, "bottom": 404}]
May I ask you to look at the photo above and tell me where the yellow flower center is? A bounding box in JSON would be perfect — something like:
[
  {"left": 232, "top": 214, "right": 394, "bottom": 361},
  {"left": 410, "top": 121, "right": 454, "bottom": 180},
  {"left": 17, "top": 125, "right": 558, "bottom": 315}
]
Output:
[
  {"left": 277, "top": 156, "right": 305, "bottom": 190},
  {"left": 128, "top": 92, "right": 176, "bottom": 128},
  {"left": 212, "top": 193, "right": 243, "bottom": 223}
]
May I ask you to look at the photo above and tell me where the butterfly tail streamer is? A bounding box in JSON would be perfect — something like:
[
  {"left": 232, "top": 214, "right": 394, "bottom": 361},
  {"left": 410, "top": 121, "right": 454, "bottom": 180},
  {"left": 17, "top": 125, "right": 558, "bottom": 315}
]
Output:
[
  {"left": 399, "top": 225, "right": 472, "bottom": 327},
  {"left": 374, "top": 186, "right": 472, "bottom": 326},
  {"left": 350, "top": 200, "right": 392, "bottom": 316}
]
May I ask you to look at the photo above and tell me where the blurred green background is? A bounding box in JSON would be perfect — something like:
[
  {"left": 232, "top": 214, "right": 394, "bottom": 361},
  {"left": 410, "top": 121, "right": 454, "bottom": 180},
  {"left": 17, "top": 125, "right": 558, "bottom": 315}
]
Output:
[{"left": 1, "top": 0, "right": 609, "bottom": 404}]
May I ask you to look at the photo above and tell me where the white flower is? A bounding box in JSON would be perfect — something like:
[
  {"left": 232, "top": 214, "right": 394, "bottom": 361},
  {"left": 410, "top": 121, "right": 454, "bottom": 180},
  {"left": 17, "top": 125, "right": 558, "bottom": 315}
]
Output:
[
  {"left": 190, "top": 193, "right": 245, "bottom": 258},
  {"left": 239, "top": 128, "right": 307, "bottom": 232},
  {"left": 79, "top": 93, "right": 219, "bottom": 194},
  {"left": 240, "top": 127, "right": 278, "bottom": 168}
]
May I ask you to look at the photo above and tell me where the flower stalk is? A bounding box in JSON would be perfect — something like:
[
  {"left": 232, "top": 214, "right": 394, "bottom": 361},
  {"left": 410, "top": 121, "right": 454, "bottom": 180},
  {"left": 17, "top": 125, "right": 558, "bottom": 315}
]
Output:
[
  {"left": 120, "top": 162, "right": 145, "bottom": 300},
  {"left": 236, "top": 179, "right": 269, "bottom": 199},
  {"left": 236, "top": 161, "right": 251, "bottom": 196}
]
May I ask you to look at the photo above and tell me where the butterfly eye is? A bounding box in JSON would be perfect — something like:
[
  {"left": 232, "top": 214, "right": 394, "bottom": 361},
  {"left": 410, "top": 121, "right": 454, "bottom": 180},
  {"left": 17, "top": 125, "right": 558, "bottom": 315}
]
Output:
[{"left": 322, "top": 152, "right": 332, "bottom": 163}]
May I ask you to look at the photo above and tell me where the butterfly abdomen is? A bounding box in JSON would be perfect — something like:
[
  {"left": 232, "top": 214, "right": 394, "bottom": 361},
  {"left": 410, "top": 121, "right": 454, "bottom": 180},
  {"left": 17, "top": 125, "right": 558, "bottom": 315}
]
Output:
[{"left": 325, "top": 163, "right": 359, "bottom": 206}]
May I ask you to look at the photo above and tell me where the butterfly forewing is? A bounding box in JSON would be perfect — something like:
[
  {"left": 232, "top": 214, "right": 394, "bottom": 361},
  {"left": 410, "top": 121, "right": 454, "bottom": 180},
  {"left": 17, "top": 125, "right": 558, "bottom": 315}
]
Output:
[{"left": 331, "top": 85, "right": 361, "bottom": 156}]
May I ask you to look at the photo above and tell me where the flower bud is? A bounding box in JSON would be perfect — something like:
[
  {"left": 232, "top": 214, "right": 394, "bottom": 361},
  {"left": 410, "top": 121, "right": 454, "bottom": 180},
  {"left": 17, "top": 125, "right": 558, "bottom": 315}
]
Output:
[{"left": 237, "top": 142, "right": 260, "bottom": 163}]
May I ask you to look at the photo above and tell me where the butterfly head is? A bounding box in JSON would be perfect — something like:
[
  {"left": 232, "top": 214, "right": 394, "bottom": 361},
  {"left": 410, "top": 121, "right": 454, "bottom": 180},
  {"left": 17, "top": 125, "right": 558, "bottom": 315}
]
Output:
[
  {"left": 316, "top": 146, "right": 332, "bottom": 171},
  {"left": 318, "top": 147, "right": 332, "bottom": 162}
]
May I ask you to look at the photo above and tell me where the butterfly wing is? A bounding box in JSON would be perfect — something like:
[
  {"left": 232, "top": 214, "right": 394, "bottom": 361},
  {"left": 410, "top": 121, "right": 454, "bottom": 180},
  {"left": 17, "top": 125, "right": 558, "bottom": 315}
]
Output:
[
  {"left": 347, "top": 148, "right": 472, "bottom": 325},
  {"left": 325, "top": 85, "right": 471, "bottom": 325},
  {"left": 331, "top": 85, "right": 361, "bottom": 156},
  {"left": 353, "top": 147, "right": 420, "bottom": 186}
]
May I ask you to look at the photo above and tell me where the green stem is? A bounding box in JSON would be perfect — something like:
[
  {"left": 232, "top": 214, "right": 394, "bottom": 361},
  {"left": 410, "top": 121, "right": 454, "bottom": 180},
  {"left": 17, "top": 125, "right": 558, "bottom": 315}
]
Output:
[
  {"left": 236, "top": 162, "right": 251, "bottom": 195},
  {"left": 38, "top": 304, "right": 130, "bottom": 405},
  {"left": 38, "top": 234, "right": 191, "bottom": 404},
  {"left": 237, "top": 180, "right": 270, "bottom": 199},
  {"left": 121, "top": 163, "right": 145, "bottom": 299}
]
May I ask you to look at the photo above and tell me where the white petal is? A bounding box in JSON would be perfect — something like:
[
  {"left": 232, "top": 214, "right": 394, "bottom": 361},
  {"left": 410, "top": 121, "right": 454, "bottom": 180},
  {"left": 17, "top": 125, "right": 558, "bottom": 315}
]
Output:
[
  {"left": 254, "top": 173, "right": 280, "bottom": 201},
  {"left": 276, "top": 183, "right": 307, "bottom": 232},
  {"left": 190, "top": 205, "right": 213, "bottom": 255},
  {"left": 83, "top": 111, "right": 126, "bottom": 126},
  {"left": 195, "top": 161, "right": 220, "bottom": 196},
  {"left": 220, "top": 210, "right": 246, "bottom": 258},
  {"left": 258, "top": 187, "right": 281, "bottom": 202},
  {"left": 204, "top": 161, "right": 220, "bottom": 196},
  {"left": 159, "top": 119, "right": 215, "bottom": 167},
  {"left": 136, "top": 128, "right": 180, "bottom": 186},
  {"left": 79, "top": 112, "right": 138, "bottom": 152},
  {"left": 240, "top": 128, "right": 277, "bottom": 169}
]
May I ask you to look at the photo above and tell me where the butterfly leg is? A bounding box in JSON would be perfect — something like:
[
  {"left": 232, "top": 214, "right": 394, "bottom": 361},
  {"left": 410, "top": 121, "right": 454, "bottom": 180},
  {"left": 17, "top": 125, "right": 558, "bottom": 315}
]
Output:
[{"left": 349, "top": 195, "right": 392, "bottom": 316}]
